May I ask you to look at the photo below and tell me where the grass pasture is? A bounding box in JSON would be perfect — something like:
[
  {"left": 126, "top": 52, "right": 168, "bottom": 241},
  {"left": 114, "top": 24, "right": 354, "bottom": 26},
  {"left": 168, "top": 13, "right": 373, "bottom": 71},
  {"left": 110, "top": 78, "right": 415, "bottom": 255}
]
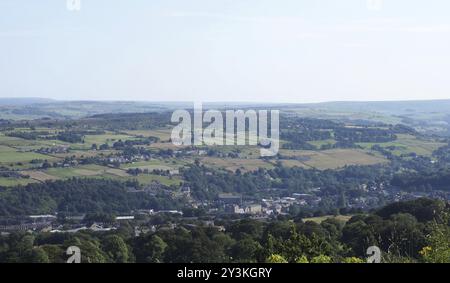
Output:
[
  {"left": 277, "top": 159, "right": 310, "bottom": 168},
  {"left": 357, "top": 134, "right": 446, "bottom": 157},
  {"left": 124, "top": 129, "right": 173, "bottom": 142},
  {"left": 147, "top": 142, "right": 186, "bottom": 150},
  {"left": 0, "top": 177, "right": 37, "bottom": 187},
  {"left": 126, "top": 164, "right": 174, "bottom": 171},
  {"left": 133, "top": 174, "right": 182, "bottom": 186},
  {"left": 45, "top": 164, "right": 114, "bottom": 179},
  {"left": 302, "top": 215, "right": 353, "bottom": 224},
  {"left": 0, "top": 145, "right": 58, "bottom": 164},
  {"left": 83, "top": 134, "right": 137, "bottom": 146},
  {"left": 12, "top": 164, "right": 178, "bottom": 187},
  {"left": 0, "top": 134, "right": 39, "bottom": 147},
  {"left": 51, "top": 149, "right": 115, "bottom": 159},
  {"left": 279, "top": 149, "right": 387, "bottom": 170},
  {"left": 308, "top": 139, "right": 337, "bottom": 148},
  {"left": 21, "top": 170, "right": 59, "bottom": 182},
  {"left": 200, "top": 157, "right": 273, "bottom": 172}
]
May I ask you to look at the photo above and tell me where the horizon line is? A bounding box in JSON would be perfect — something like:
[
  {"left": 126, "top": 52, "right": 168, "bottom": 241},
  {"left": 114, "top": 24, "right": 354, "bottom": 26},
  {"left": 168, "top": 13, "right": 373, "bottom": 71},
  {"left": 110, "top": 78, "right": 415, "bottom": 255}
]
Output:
[{"left": 2, "top": 97, "right": 450, "bottom": 105}]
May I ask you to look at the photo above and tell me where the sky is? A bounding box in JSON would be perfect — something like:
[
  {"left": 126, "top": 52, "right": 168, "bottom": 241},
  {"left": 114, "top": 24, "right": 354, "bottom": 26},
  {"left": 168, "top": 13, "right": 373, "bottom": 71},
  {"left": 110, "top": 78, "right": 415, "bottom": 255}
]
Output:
[{"left": 0, "top": 0, "right": 450, "bottom": 103}]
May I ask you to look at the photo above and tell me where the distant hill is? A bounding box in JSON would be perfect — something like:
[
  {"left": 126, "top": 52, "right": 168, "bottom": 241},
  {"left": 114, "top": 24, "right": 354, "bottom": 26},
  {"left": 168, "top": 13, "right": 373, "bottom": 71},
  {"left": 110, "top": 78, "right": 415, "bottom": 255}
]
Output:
[
  {"left": 0, "top": 98, "right": 449, "bottom": 135},
  {"left": 2, "top": 97, "right": 450, "bottom": 112},
  {"left": 306, "top": 100, "right": 450, "bottom": 115},
  {"left": 0, "top": 98, "right": 55, "bottom": 106}
]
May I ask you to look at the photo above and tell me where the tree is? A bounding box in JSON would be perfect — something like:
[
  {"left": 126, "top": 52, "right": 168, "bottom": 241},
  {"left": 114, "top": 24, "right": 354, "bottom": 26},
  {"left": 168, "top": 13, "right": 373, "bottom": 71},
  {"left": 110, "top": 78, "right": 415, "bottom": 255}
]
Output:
[
  {"left": 41, "top": 245, "right": 65, "bottom": 263},
  {"left": 29, "top": 247, "right": 50, "bottom": 263},
  {"left": 264, "top": 225, "right": 334, "bottom": 263},
  {"left": 4, "top": 233, "right": 35, "bottom": 263},
  {"left": 231, "top": 237, "right": 262, "bottom": 263},
  {"left": 102, "top": 235, "right": 130, "bottom": 263},
  {"left": 420, "top": 220, "right": 450, "bottom": 263},
  {"left": 142, "top": 235, "right": 168, "bottom": 263},
  {"left": 379, "top": 213, "right": 425, "bottom": 258},
  {"left": 295, "top": 255, "right": 309, "bottom": 263},
  {"left": 342, "top": 220, "right": 376, "bottom": 257},
  {"left": 342, "top": 257, "right": 364, "bottom": 263},
  {"left": 211, "top": 233, "right": 235, "bottom": 262},
  {"left": 266, "top": 254, "right": 288, "bottom": 263},
  {"left": 376, "top": 198, "right": 446, "bottom": 223},
  {"left": 67, "top": 235, "right": 108, "bottom": 263},
  {"left": 99, "top": 143, "right": 109, "bottom": 150},
  {"left": 310, "top": 255, "right": 332, "bottom": 263}
]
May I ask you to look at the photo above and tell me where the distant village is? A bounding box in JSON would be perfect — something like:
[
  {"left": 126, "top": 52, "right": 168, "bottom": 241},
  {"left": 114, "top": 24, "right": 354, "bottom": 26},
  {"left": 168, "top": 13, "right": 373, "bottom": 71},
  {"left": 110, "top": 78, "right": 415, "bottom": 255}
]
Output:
[{"left": 1, "top": 178, "right": 448, "bottom": 236}]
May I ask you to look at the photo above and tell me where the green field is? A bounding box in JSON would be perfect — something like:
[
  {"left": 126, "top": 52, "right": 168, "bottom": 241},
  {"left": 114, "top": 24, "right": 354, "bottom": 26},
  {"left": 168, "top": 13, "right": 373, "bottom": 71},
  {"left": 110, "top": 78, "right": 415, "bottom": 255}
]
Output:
[
  {"left": 21, "top": 170, "right": 59, "bottom": 182},
  {"left": 0, "top": 133, "right": 75, "bottom": 152},
  {"left": 45, "top": 164, "right": 123, "bottom": 179},
  {"left": 279, "top": 148, "right": 388, "bottom": 170},
  {"left": 122, "top": 159, "right": 190, "bottom": 170},
  {"left": 308, "top": 139, "right": 337, "bottom": 148},
  {"left": 0, "top": 145, "right": 57, "bottom": 164},
  {"left": 83, "top": 134, "right": 137, "bottom": 146},
  {"left": 0, "top": 129, "right": 191, "bottom": 187},
  {"left": 51, "top": 149, "right": 115, "bottom": 159},
  {"left": 302, "top": 215, "right": 353, "bottom": 224},
  {"left": 1, "top": 102, "right": 448, "bottom": 192},
  {"left": 357, "top": 134, "right": 446, "bottom": 157},
  {"left": 0, "top": 177, "right": 37, "bottom": 187},
  {"left": 200, "top": 157, "right": 274, "bottom": 172},
  {"left": 133, "top": 174, "right": 182, "bottom": 186},
  {"left": 277, "top": 159, "right": 310, "bottom": 168},
  {"left": 0, "top": 134, "right": 39, "bottom": 147},
  {"left": 19, "top": 163, "right": 179, "bottom": 186},
  {"left": 124, "top": 129, "right": 173, "bottom": 141}
]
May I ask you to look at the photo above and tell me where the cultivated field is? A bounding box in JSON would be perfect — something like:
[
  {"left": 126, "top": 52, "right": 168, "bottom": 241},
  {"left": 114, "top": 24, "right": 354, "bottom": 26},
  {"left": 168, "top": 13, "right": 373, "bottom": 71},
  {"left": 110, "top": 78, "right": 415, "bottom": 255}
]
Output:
[
  {"left": 0, "top": 177, "right": 37, "bottom": 187},
  {"left": 279, "top": 149, "right": 388, "bottom": 170},
  {"left": 302, "top": 215, "right": 353, "bottom": 224},
  {"left": 0, "top": 145, "right": 57, "bottom": 164},
  {"left": 357, "top": 134, "right": 446, "bottom": 157},
  {"left": 124, "top": 129, "right": 173, "bottom": 141},
  {"left": 200, "top": 157, "right": 274, "bottom": 172}
]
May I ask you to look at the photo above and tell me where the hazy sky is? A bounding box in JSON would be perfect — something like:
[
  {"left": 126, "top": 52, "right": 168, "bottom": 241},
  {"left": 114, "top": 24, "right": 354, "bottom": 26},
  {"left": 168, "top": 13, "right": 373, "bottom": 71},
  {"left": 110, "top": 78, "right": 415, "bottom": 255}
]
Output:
[{"left": 1, "top": 0, "right": 450, "bottom": 103}]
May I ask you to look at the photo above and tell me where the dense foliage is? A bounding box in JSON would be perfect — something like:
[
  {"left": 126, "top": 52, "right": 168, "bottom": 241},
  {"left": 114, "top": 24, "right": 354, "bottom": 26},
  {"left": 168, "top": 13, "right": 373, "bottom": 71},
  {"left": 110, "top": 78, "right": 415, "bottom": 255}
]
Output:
[
  {"left": 0, "top": 199, "right": 448, "bottom": 263},
  {"left": 0, "top": 179, "right": 182, "bottom": 216}
]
